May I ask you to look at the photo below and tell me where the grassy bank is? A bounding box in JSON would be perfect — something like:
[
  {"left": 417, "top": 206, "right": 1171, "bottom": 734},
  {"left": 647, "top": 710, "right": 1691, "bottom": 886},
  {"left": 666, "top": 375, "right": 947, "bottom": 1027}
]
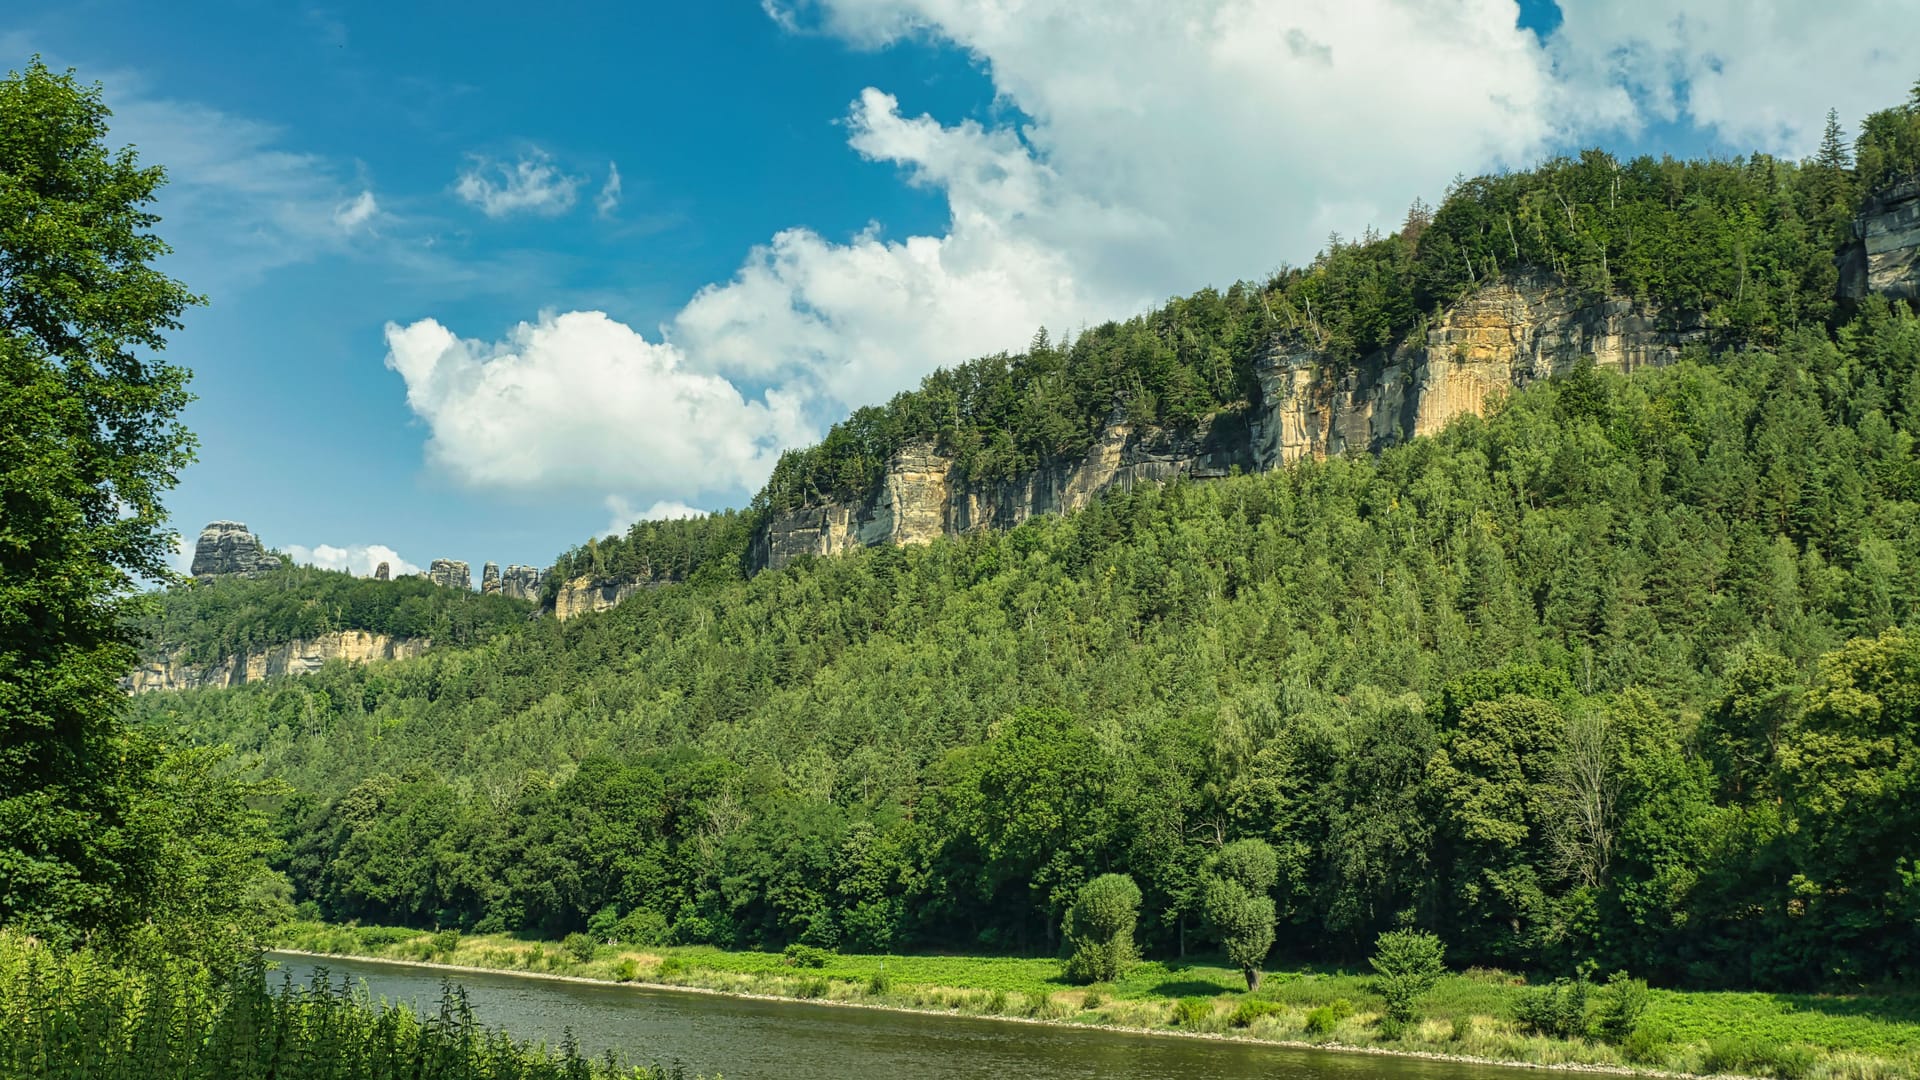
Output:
[{"left": 277, "top": 922, "right": 1919, "bottom": 1080}]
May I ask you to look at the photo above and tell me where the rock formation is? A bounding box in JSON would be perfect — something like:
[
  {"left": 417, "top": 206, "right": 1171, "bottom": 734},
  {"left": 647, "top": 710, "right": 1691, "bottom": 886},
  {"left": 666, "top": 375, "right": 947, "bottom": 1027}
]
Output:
[
  {"left": 124, "top": 630, "right": 428, "bottom": 693},
  {"left": 1841, "top": 179, "right": 1920, "bottom": 303},
  {"left": 500, "top": 565, "right": 545, "bottom": 602},
  {"left": 427, "top": 559, "right": 472, "bottom": 590},
  {"left": 189, "top": 521, "right": 281, "bottom": 578},
  {"left": 553, "top": 576, "right": 655, "bottom": 620},
  {"left": 754, "top": 274, "right": 1702, "bottom": 571},
  {"left": 482, "top": 562, "right": 502, "bottom": 594},
  {"left": 374, "top": 561, "right": 390, "bottom": 581}
]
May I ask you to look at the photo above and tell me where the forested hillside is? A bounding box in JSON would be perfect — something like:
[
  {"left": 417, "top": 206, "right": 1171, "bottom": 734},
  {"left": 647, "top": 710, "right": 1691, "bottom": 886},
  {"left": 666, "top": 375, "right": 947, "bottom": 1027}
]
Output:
[
  {"left": 133, "top": 294, "right": 1920, "bottom": 987},
  {"left": 135, "top": 565, "right": 533, "bottom": 665}
]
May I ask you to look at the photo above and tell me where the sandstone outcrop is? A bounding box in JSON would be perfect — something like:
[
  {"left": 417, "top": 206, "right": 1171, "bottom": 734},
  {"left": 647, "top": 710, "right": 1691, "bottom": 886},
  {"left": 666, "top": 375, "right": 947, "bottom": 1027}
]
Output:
[
  {"left": 500, "top": 565, "right": 545, "bottom": 602},
  {"left": 553, "top": 575, "right": 652, "bottom": 620},
  {"left": 189, "top": 521, "right": 281, "bottom": 578},
  {"left": 755, "top": 274, "right": 1702, "bottom": 571},
  {"left": 482, "top": 562, "right": 502, "bottom": 594},
  {"left": 124, "top": 630, "right": 428, "bottom": 693},
  {"left": 1841, "top": 179, "right": 1920, "bottom": 303},
  {"left": 428, "top": 559, "right": 471, "bottom": 590},
  {"left": 374, "top": 561, "right": 390, "bottom": 581}
]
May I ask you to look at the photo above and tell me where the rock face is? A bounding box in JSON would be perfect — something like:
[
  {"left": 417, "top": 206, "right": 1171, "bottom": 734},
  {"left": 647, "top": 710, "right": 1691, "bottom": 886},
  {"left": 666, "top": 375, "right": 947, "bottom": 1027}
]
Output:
[
  {"left": 481, "top": 562, "right": 502, "bottom": 594},
  {"left": 1842, "top": 179, "right": 1920, "bottom": 303},
  {"left": 754, "top": 274, "right": 1703, "bottom": 571},
  {"left": 374, "top": 561, "right": 390, "bottom": 581},
  {"left": 500, "top": 565, "right": 545, "bottom": 602},
  {"left": 553, "top": 575, "right": 655, "bottom": 620},
  {"left": 189, "top": 521, "right": 281, "bottom": 578},
  {"left": 427, "top": 559, "right": 471, "bottom": 590},
  {"left": 124, "top": 630, "right": 428, "bottom": 693}
]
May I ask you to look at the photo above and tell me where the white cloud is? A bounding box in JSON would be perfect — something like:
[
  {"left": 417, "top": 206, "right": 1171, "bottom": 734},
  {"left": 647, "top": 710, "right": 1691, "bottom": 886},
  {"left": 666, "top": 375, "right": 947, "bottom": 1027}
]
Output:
[
  {"left": 383, "top": 311, "right": 808, "bottom": 495},
  {"left": 596, "top": 162, "right": 623, "bottom": 218},
  {"left": 333, "top": 189, "right": 378, "bottom": 232},
  {"left": 283, "top": 543, "right": 421, "bottom": 578},
  {"left": 1547, "top": 1, "right": 1920, "bottom": 155},
  {"left": 604, "top": 495, "right": 706, "bottom": 537},
  {"left": 454, "top": 150, "right": 583, "bottom": 218}
]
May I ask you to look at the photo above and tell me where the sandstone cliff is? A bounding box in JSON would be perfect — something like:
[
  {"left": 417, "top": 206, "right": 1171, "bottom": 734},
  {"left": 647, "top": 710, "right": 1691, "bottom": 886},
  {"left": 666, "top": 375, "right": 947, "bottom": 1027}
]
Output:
[
  {"left": 428, "top": 559, "right": 472, "bottom": 590},
  {"left": 1841, "top": 179, "right": 1920, "bottom": 303},
  {"left": 500, "top": 565, "right": 545, "bottom": 601},
  {"left": 124, "top": 630, "right": 428, "bottom": 693},
  {"left": 190, "top": 521, "right": 282, "bottom": 577},
  {"left": 552, "top": 575, "right": 655, "bottom": 620},
  {"left": 754, "top": 274, "right": 1702, "bottom": 570}
]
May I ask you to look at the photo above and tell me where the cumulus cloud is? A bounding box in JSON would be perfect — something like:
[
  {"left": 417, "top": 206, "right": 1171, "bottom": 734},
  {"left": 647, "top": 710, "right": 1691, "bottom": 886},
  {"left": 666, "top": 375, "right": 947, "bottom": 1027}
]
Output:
[
  {"left": 383, "top": 311, "right": 808, "bottom": 495},
  {"left": 604, "top": 495, "right": 706, "bottom": 537},
  {"left": 1547, "top": 0, "right": 1920, "bottom": 155},
  {"left": 455, "top": 149, "right": 583, "bottom": 218},
  {"left": 596, "top": 162, "right": 623, "bottom": 218},
  {"left": 284, "top": 543, "right": 421, "bottom": 578},
  {"left": 393, "top": 0, "right": 1920, "bottom": 512},
  {"left": 333, "top": 189, "right": 378, "bottom": 232}
]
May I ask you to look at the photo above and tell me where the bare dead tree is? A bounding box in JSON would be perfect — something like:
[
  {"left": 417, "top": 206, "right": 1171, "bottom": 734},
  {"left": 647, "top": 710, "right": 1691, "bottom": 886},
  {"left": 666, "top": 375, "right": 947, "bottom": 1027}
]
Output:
[{"left": 1549, "top": 710, "right": 1618, "bottom": 890}]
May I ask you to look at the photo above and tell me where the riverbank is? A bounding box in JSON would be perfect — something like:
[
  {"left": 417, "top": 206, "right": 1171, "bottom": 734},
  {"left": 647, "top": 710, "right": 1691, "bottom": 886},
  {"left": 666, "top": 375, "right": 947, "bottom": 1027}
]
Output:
[{"left": 276, "top": 923, "right": 1918, "bottom": 1080}]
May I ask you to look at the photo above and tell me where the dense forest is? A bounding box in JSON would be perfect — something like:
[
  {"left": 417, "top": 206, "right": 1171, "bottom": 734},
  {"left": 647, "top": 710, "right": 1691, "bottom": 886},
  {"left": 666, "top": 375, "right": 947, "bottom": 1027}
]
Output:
[
  {"left": 134, "top": 291, "right": 1920, "bottom": 987},
  {"left": 135, "top": 564, "right": 534, "bottom": 665}
]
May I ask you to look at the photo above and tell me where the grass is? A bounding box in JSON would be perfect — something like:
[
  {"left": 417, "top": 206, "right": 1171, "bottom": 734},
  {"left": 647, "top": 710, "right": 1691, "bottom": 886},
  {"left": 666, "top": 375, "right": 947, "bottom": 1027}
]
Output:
[{"left": 277, "top": 921, "right": 1920, "bottom": 1080}]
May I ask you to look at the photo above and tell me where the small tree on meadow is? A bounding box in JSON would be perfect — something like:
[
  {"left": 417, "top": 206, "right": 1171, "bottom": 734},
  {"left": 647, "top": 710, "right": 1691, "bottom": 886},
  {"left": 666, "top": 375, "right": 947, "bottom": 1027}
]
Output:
[
  {"left": 1202, "top": 839, "right": 1278, "bottom": 991},
  {"left": 1063, "top": 873, "right": 1141, "bottom": 983},
  {"left": 1370, "top": 929, "right": 1447, "bottom": 1036}
]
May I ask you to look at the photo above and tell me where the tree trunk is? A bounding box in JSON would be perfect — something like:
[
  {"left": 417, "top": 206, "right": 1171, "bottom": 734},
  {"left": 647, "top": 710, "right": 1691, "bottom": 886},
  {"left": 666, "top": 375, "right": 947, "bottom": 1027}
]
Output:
[{"left": 1244, "top": 967, "right": 1261, "bottom": 992}]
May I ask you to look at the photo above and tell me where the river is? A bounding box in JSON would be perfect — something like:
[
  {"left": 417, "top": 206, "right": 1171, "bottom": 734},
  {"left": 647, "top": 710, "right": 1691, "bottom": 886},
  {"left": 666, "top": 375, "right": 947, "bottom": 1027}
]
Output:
[{"left": 268, "top": 952, "right": 1523, "bottom": 1080}]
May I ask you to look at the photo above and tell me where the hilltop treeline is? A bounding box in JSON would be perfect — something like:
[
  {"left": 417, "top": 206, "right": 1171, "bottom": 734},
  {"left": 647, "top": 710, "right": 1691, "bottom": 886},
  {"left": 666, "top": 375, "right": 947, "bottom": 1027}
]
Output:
[
  {"left": 136, "top": 565, "right": 533, "bottom": 665},
  {"left": 134, "top": 298, "right": 1920, "bottom": 988},
  {"left": 753, "top": 91, "right": 1920, "bottom": 516}
]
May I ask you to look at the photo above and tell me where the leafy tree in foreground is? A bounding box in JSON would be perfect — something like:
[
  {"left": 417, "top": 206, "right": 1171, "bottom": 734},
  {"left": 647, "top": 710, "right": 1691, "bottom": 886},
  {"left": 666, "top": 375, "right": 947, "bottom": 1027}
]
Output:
[
  {"left": 1063, "top": 873, "right": 1141, "bottom": 983},
  {"left": 0, "top": 59, "right": 275, "bottom": 963},
  {"left": 1203, "top": 839, "right": 1278, "bottom": 990},
  {"left": 1370, "top": 929, "right": 1447, "bottom": 1035}
]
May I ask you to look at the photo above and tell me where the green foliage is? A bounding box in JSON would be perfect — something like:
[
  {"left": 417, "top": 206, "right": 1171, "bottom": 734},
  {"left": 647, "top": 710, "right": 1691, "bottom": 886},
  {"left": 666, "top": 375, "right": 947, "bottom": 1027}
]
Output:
[
  {"left": 783, "top": 943, "right": 832, "bottom": 968},
  {"left": 866, "top": 965, "right": 891, "bottom": 995},
  {"left": 0, "top": 58, "right": 279, "bottom": 960},
  {"left": 543, "top": 511, "right": 756, "bottom": 602},
  {"left": 1514, "top": 977, "right": 1592, "bottom": 1040},
  {"left": 136, "top": 564, "right": 533, "bottom": 666},
  {"left": 1173, "top": 996, "right": 1214, "bottom": 1028},
  {"left": 1703, "top": 1035, "right": 1819, "bottom": 1080},
  {"left": 1593, "top": 970, "right": 1651, "bottom": 1045},
  {"left": 429, "top": 929, "right": 461, "bottom": 956},
  {"left": 0, "top": 933, "right": 672, "bottom": 1078},
  {"left": 1228, "top": 997, "right": 1282, "bottom": 1028},
  {"left": 1062, "top": 873, "right": 1141, "bottom": 984},
  {"left": 1203, "top": 840, "right": 1278, "bottom": 991},
  {"left": 1304, "top": 999, "right": 1355, "bottom": 1038},
  {"left": 563, "top": 931, "right": 598, "bottom": 963},
  {"left": 1370, "top": 929, "right": 1447, "bottom": 1030}
]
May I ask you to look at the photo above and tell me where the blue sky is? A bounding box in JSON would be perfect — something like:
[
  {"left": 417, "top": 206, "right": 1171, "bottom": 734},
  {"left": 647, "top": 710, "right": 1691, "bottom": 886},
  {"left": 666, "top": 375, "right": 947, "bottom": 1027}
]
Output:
[{"left": 8, "top": 1, "right": 1918, "bottom": 578}]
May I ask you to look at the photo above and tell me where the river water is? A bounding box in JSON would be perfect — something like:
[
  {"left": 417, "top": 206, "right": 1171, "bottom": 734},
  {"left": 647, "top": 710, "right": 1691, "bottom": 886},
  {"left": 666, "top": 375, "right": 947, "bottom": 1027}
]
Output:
[{"left": 268, "top": 953, "right": 1517, "bottom": 1080}]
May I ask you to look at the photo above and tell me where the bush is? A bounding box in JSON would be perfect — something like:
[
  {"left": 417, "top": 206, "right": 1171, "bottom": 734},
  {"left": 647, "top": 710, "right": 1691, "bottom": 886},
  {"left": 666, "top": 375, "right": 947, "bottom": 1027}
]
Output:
[
  {"left": 783, "top": 943, "right": 833, "bottom": 969},
  {"left": 1448, "top": 1015, "right": 1474, "bottom": 1042},
  {"left": 429, "top": 930, "right": 461, "bottom": 956},
  {"left": 866, "top": 966, "right": 892, "bottom": 995},
  {"left": 797, "top": 976, "right": 831, "bottom": 999},
  {"left": 657, "top": 955, "right": 685, "bottom": 978},
  {"left": 986, "top": 989, "right": 1009, "bottom": 1014},
  {"left": 1513, "top": 977, "right": 1589, "bottom": 1040},
  {"left": 356, "top": 925, "right": 418, "bottom": 949},
  {"left": 563, "top": 932, "right": 598, "bottom": 963},
  {"left": 1592, "top": 971, "right": 1650, "bottom": 1045},
  {"left": 1620, "top": 1021, "right": 1671, "bottom": 1066},
  {"left": 1304, "top": 1003, "right": 1350, "bottom": 1038},
  {"left": 1062, "top": 874, "right": 1142, "bottom": 983},
  {"left": 1081, "top": 990, "right": 1104, "bottom": 1011},
  {"left": 1703, "top": 1037, "right": 1817, "bottom": 1080},
  {"left": 1174, "top": 996, "right": 1215, "bottom": 1029},
  {"left": 1229, "top": 998, "right": 1282, "bottom": 1028},
  {"left": 615, "top": 909, "right": 672, "bottom": 947},
  {"left": 1370, "top": 929, "right": 1447, "bottom": 1033},
  {"left": 613, "top": 958, "right": 640, "bottom": 982}
]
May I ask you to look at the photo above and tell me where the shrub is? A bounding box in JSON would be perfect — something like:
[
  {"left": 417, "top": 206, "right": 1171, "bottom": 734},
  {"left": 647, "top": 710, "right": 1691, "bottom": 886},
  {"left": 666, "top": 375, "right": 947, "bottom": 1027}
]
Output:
[
  {"left": 615, "top": 909, "right": 672, "bottom": 947},
  {"left": 1062, "top": 873, "right": 1142, "bottom": 984},
  {"left": 986, "top": 989, "right": 1009, "bottom": 1014},
  {"left": 1081, "top": 990, "right": 1104, "bottom": 1011},
  {"left": 429, "top": 930, "right": 461, "bottom": 957},
  {"left": 783, "top": 943, "right": 833, "bottom": 969},
  {"left": 1370, "top": 929, "right": 1446, "bottom": 1034},
  {"left": 563, "top": 932, "right": 598, "bottom": 963},
  {"left": 1592, "top": 971, "right": 1650, "bottom": 1045},
  {"left": 866, "top": 966, "right": 892, "bottom": 995},
  {"left": 797, "top": 976, "right": 830, "bottom": 999},
  {"left": 1229, "top": 998, "right": 1282, "bottom": 1028},
  {"left": 356, "top": 925, "right": 418, "bottom": 949},
  {"left": 657, "top": 955, "right": 686, "bottom": 978},
  {"left": 1513, "top": 977, "right": 1589, "bottom": 1040},
  {"left": 1620, "top": 1020, "right": 1672, "bottom": 1066},
  {"left": 1304, "top": 1006, "right": 1343, "bottom": 1038},
  {"left": 613, "top": 958, "right": 640, "bottom": 982},
  {"left": 1448, "top": 1015, "right": 1475, "bottom": 1042},
  {"left": 1703, "top": 1037, "right": 1817, "bottom": 1080},
  {"left": 1174, "top": 996, "right": 1214, "bottom": 1028}
]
